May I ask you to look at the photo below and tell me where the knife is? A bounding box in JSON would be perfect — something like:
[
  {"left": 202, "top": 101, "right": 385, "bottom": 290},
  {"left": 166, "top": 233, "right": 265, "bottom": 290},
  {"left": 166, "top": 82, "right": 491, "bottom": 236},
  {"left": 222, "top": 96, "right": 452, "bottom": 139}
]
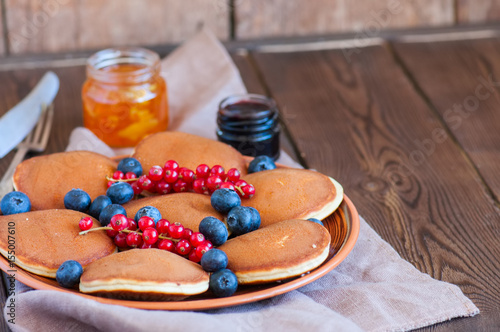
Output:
[{"left": 0, "top": 71, "right": 59, "bottom": 159}]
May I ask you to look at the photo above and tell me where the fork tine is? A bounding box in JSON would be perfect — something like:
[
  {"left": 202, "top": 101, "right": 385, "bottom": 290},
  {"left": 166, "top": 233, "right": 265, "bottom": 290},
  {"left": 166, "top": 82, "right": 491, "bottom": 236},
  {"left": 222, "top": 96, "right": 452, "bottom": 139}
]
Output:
[
  {"left": 30, "top": 104, "right": 48, "bottom": 144},
  {"left": 38, "top": 103, "right": 54, "bottom": 149}
]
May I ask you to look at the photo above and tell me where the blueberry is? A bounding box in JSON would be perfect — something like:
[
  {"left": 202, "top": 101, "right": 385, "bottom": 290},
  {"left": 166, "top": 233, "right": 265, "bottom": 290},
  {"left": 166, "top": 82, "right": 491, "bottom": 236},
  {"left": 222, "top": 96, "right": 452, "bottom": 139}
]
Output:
[
  {"left": 88, "top": 195, "right": 112, "bottom": 219},
  {"left": 106, "top": 182, "right": 134, "bottom": 205},
  {"left": 226, "top": 206, "right": 254, "bottom": 236},
  {"left": 209, "top": 269, "right": 238, "bottom": 297},
  {"left": 248, "top": 155, "right": 276, "bottom": 174},
  {"left": 56, "top": 260, "right": 83, "bottom": 288},
  {"left": 211, "top": 188, "right": 241, "bottom": 214},
  {"left": 308, "top": 218, "right": 324, "bottom": 227},
  {"left": 201, "top": 249, "right": 228, "bottom": 272},
  {"left": 64, "top": 189, "right": 91, "bottom": 212},
  {"left": 99, "top": 204, "right": 127, "bottom": 227},
  {"left": 117, "top": 157, "right": 143, "bottom": 177},
  {"left": 134, "top": 206, "right": 162, "bottom": 224},
  {"left": 248, "top": 206, "right": 261, "bottom": 231},
  {"left": 199, "top": 216, "right": 228, "bottom": 246},
  {"left": 0, "top": 191, "right": 31, "bottom": 215}
]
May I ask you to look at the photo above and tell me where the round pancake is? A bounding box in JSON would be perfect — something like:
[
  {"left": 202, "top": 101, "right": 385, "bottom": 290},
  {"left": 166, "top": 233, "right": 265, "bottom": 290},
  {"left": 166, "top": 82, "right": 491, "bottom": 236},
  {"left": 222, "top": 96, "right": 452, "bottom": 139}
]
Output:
[
  {"left": 0, "top": 209, "right": 116, "bottom": 278},
  {"left": 123, "top": 193, "right": 224, "bottom": 231},
  {"left": 80, "top": 248, "right": 209, "bottom": 300},
  {"left": 12, "top": 151, "right": 117, "bottom": 211},
  {"left": 219, "top": 219, "right": 330, "bottom": 284},
  {"left": 242, "top": 168, "right": 343, "bottom": 228},
  {"left": 132, "top": 131, "right": 248, "bottom": 175}
]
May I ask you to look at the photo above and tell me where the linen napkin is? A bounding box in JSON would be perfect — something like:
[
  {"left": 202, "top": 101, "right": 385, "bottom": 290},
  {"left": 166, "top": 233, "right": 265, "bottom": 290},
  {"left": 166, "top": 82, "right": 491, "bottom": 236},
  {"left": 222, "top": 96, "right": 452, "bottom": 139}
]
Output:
[{"left": 4, "top": 29, "right": 479, "bottom": 332}]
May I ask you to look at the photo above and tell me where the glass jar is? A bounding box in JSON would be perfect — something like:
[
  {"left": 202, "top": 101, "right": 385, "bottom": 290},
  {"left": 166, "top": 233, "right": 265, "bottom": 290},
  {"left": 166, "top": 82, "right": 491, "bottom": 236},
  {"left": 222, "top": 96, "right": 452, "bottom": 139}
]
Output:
[
  {"left": 82, "top": 47, "right": 168, "bottom": 147},
  {"left": 217, "top": 94, "right": 280, "bottom": 160}
]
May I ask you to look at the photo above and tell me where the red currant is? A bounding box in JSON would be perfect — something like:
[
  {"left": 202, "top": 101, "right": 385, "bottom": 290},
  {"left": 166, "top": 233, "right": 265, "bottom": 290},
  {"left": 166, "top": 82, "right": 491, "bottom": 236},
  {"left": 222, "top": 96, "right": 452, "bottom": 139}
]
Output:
[
  {"left": 114, "top": 233, "right": 128, "bottom": 248},
  {"left": 158, "top": 239, "right": 175, "bottom": 252},
  {"left": 110, "top": 214, "right": 129, "bottom": 232},
  {"left": 193, "top": 178, "right": 209, "bottom": 194},
  {"left": 164, "top": 160, "right": 180, "bottom": 170},
  {"left": 164, "top": 169, "right": 179, "bottom": 184},
  {"left": 168, "top": 222, "right": 184, "bottom": 239},
  {"left": 220, "top": 182, "right": 235, "bottom": 191},
  {"left": 189, "top": 232, "right": 205, "bottom": 247},
  {"left": 206, "top": 175, "right": 223, "bottom": 192},
  {"left": 182, "top": 228, "right": 193, "bottom": 240},
  {"left": 126, "top": 232, "right": 143, "bottom": 248},
  {"left": 226, "top": 168, "right": 241, "bottom": 183},
  {"left": 195, "top": 164, "right": 210, "bottom": 179},
  {"left": 234, "top": 180, "right": 248, "bottom": 188},
  {"left": 242, "top": 184, "right": 255, "bottom": 198},
  {"left": 189, "top": 250, "right": 201, "bottom": 263},
  {"left": 156, "top": 219, "right": 170, "bottom": 235},
  {"left": 127, "top": 218, "right": 137, "bottom": 231},
  {"left": 210, "top": 165, "right": 225, "bottom": 178},
  {"left": 173, "top": 179, "right": 188, "bottom": 193},
  {"left": 176, "top": 239, "right": 192, "bottom": 255},
  {"left": 180, "top": 168, "right": 195, "bottom": 183},
  {"left": 131, "top": 181, "right": 143, "bottom": 195},
  {"left": 107, "top": 180, "right": 114, "bottom": 188},
  {"left": 112, "top": 170, "right": 125, "bottom": 180},
  {"left": 79, "top": 217, "right": 93, "bottom": 231},
  {"left": 148, "top": 165, "right": 164, "bottom": 181},
  {"left": 143, "top": 227, "right": 159, "bottom": 245},
  {"left": 195, "top": 242, "right": 212, "bottom": 259},
  {"left": 106, "top": 228, "right": 119, "bottom": 238},
  {"left": 138, "top": 175, "right": 155, "bottom": 191},
  {"left": 125, "top": 172, "right": 137, "bottom": 180},
  {"left": 155, "top": 180, "right": 172, "bottom": 195},
  {"left": 138, "top": 216, "right": 155, "bottom": 231}
]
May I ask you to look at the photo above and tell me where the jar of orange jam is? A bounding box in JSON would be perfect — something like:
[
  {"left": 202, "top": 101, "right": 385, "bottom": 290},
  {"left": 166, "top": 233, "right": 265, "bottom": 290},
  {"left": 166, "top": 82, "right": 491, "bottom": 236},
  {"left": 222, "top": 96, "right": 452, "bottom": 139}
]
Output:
[{"left": 82, "top": 47, "right": 168, "bottom": 147}]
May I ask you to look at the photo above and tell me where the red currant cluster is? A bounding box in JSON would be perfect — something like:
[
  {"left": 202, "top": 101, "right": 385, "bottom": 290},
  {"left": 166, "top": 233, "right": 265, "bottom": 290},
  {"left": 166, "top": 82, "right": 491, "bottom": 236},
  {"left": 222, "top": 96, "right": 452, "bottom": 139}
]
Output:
[
  {"left": 79, "top": 215, "right": 213, "bottom": 263},
  {"left": 107, "top": 160, "right": 255, "bottom": 198}
]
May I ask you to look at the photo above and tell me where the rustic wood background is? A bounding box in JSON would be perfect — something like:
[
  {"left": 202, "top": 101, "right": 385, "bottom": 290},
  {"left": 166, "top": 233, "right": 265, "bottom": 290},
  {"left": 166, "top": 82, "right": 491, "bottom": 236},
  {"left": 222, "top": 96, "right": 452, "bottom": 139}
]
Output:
[{"left": 0, "top": 0, "right": 500, "bottom": 56}]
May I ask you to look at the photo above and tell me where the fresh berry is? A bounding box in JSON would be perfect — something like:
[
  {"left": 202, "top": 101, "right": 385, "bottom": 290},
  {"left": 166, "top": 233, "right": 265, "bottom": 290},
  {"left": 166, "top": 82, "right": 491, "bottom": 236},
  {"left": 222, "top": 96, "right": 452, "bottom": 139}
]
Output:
[
  {"left": 117, "top": 157, "right": 143, "bottom": 177},
  {"left": 195, "top": 242, "right": 212, "bottom": 259},
  {"left": 88, "top": 195, "right": 112, "bottom": 219},
  {"left": 220, "top": 182, "right": 235, "bottom": 191},
  {"left": 210, "top": 165, "right": 225, "bottom": 178},
  {"left": 173, "top": 179, "right": 189, "bottom": 193},
  {"left": 189, "top": 250, "right": 202, "bottom": 263},
  {"left": 134, "top": 206, "right": 162, "bottom": 224},
  {"left": 199, "top": 217, "right": 228, "bottom": 246},
  {"left": 126, "top": 232, "right": 143, "bottom": 248},
  {"left": 201, "top": 249, "right": 228, "bottom": 272},
  {"left": 137, "top": 175, "right": 155, "bottom": 191},
  {"left": 99, "top": 204, "right": 127, "bottom": 227},
  {"left": 168, "top": 222, "right": 184, "bottom": 239},
  {"left": 112, "top": 170, "right": 124, "bottom": 180},
  {"left": 114, "top": 232, "right": 128, "bottom": 247},
  {"left": 127, "top": 218, "right": 138, "bottom": 231},
  {"left": 158, "top": 239, "right": 175, "bottom": 252},
  {"left": 107, "top": 181, "right": 114, "bottom": 188},
  {"left": 56, "top": 260, "right": 83, "bottom": 288},
  {"left": 211, "top": 188, "right": 241, "bottom": 214},
  {"left": 156, "top": 219, "right": 170, "bottom": 234},
  {"left": 182, "top": 228, "right": 193, "bottom": 240},
  {"left": 234, "top": 180, "right": 248, "bottom": 188},
  {"left": 248, "top": 206, "right": 261, "bottom": 231},
  {"left": 148, "top": 165, "right": 164, "bottom": 181},
  {"left": 195, "top": 164, "right": 210, "bottom": 178},
  {"left": 190, "top": 232, "right": 205, "bottom": 247},
  {"left": 138, "top": 216, "right": 155, "bottom": 231},
  {"left": 155, "top": 180, "right": 172, "bottom": 194},
  {"left": 106, "top": 182, "right": 134, "bottom": 205},
  {"left": 64, "top": 189, "right": 91, "bottom": 212},
  {"left": 131, "top": 181, "right": 143, "bottom": 195},
  {"left": 176, "top": 239, "right": 192, "bottom": 255},
  {"left": 78, "top": 217, "right": 93, "bottom": 231},
  {"left": 308, "top": 218, "right": 324, "bottom": 227},
  {"left": 140, "top": 242, "right": 156, "bottom": 249},
  {"left": 163, "top": 169, "right": 179, "bottom": 184},
  {"left": 125, "top": 172, "right": 137, "bottom": 180},
  {"left": 226, "top": 168, "right": 241, "bottom": 182},
  {"left": 248, "top": 155, "right": 276, "bottom": 173},
  {"left": 142, "top": 227, "right": 159, "bottom": 245},
  {"left": 106, "top": 228, "right": 119, "bottom": 238},
  {"left": 241, "top": 184, "right": 255, "bottom": 198},
  {"left": 180, "top": 168, "right": 195, "bottom": 183},
  {"left": 206, "top": 175, "right": 223, "bottom": 192},
  {"left": 209, "top": 269, "right": 238, "bottom": 297},
  {"left": 226, "top": 206, "right": 254, "bottom": 236},
  {"left": 164, "top": 160, "right": 179, "bottom": 170},
  {"left": 192, "top": 178, "right": 209, "bottom": 194},
  {"left": 0, "top": 191, "right": 31, "bottom": 215},
  {"left": 110, "top": 214, "right": 129, "bottom": 231}
]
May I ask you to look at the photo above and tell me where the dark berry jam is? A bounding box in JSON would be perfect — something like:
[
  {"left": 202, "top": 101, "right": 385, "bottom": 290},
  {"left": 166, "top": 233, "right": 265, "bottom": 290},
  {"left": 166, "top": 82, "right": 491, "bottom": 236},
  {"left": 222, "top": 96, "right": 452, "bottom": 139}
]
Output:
[{"left": 217, "top": 94, "right": 280, "bottom": 160}]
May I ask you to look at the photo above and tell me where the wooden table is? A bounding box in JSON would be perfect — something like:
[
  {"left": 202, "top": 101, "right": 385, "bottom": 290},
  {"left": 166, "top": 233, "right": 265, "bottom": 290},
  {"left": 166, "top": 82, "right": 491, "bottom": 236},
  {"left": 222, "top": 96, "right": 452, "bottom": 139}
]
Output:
[{"left": 1, "top": 27, "right": 500, "bottom": 331}]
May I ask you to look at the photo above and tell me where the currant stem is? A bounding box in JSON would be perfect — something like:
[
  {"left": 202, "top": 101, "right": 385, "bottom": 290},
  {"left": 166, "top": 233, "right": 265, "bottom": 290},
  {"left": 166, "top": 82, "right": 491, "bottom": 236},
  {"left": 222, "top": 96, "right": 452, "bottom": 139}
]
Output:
[{"left": 79, "top": 226, "right": 182, "bottom": 242}]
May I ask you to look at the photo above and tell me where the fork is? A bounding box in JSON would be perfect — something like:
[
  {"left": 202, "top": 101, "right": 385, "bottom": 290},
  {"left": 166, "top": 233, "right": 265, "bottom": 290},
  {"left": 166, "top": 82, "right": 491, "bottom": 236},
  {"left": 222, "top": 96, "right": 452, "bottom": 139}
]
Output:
[{"left": 0, "top": 103, "right": 54, "bottom": 198}]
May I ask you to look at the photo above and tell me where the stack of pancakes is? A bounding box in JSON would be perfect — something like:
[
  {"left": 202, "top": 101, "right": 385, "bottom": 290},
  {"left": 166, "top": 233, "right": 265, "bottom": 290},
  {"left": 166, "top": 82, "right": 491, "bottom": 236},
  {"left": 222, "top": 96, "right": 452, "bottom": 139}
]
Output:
[{"left": 1, "top": 131, "right": 344, "bottom": 300}]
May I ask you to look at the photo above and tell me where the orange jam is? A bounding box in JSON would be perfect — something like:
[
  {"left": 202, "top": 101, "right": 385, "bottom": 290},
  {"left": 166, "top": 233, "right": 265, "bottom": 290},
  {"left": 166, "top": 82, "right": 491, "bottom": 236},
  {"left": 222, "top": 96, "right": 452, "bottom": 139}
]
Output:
[{"left": 82, "top": 48, "right": 168, "bottom": 147}]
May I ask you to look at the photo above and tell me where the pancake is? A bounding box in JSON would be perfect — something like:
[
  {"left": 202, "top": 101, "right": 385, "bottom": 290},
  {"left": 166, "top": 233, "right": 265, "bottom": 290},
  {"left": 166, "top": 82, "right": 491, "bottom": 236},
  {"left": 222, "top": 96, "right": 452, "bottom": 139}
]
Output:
[
  {"left": 219, "top": 219, "right": 330, "bottom": 284},
  {"left": 123, "top": 193, "right": 224, "bottom": 231},
  {"left": 80, "top": 249, "right": 209, "bottom": 300},
  {"left": 0, "top": 209, "right": 116, "bottom": 278},
  {"left": 12, "top": 151, "right": 117, "bottom": 211},
  {"left": 132, "top": 132, "right": 248, "bottom": 175},
  {"left": 242, "top": 168, "right": 343, "bottom": 228}
]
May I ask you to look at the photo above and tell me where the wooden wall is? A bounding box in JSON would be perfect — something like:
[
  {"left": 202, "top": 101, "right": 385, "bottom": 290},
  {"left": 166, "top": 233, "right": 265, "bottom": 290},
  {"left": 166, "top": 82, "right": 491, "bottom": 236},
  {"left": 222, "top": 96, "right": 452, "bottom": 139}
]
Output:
[{"left": 0, "top": 0, "right": 500, "bottom": 57}]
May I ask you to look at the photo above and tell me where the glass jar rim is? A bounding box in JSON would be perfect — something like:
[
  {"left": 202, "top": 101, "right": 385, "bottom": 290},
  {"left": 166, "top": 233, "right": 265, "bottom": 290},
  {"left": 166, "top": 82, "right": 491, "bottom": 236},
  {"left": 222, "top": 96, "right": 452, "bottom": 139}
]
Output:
[
  {"left": 86, "top": 47, "right": 161, "bottom": 84},
  {"left": 218, "top": 94, "right": 277, "bottom": 120}
]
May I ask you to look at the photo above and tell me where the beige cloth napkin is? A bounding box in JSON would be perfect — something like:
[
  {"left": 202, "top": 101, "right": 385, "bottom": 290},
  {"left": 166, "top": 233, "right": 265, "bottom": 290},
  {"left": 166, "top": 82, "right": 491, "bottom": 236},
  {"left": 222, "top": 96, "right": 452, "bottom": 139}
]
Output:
[{"left": 4, "top": 29, "right": 479, "bottom": 332}]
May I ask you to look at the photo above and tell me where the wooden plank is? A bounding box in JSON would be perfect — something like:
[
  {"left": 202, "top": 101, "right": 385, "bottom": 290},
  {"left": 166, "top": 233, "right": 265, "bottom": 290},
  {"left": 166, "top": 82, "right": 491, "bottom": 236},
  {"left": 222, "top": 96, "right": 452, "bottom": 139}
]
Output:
[
  {"left": 235, "top": 0, "right": 454, "bottom": 39},
  {"left": 252, "top": 46, "right": 500, "bottom": 330},
  {"left": 393, "top": 39, "right": 500, "bottom": 203},
  {"left": 0, "top": 1, "right": 6, "bottom": 56},
  {"left": 5, "top": 0, "right": 229, "bottom": 55},
  {"left": 457, "top": 0, "right": 500, "bottom": 23}
]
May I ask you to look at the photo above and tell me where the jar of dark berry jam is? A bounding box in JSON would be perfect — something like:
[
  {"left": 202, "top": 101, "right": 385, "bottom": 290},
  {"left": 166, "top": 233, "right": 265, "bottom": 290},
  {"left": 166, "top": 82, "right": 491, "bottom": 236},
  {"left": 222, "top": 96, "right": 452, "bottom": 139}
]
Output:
[{"left": 217, "top": 94, "right": 280, "bottom": 160}]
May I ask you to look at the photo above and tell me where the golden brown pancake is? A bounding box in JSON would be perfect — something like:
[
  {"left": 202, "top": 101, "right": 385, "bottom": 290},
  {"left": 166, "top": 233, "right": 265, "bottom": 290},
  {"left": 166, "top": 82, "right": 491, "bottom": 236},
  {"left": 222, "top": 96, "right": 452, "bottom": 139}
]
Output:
[
  {"left": 132, "top": 131, "right": 247, "bottom": 175},
  {"left": 219, "top": 219, "right": 330, "bottom": 284},
  {"left": 12, "top": 151, "right": 117, "bottom": 211},
  {"left": 242, "top": 168, "right": 343, "bottom": 228},
  {"left": 123, "top": 193, "right": 224, "bottom": 231},
  {"left": 0, "top": 209, "right": 116, "bottom": 278},
  {"left": 80, "top": 249, "right": 209, "bottom": 300}
]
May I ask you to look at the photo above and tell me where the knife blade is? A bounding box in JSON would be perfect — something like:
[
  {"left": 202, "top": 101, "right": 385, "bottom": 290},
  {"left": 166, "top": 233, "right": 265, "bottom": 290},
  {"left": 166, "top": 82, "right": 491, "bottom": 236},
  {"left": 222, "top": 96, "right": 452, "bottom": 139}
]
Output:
[{"left": 0, "top": 71, "right": 59, "bottom": 159}]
